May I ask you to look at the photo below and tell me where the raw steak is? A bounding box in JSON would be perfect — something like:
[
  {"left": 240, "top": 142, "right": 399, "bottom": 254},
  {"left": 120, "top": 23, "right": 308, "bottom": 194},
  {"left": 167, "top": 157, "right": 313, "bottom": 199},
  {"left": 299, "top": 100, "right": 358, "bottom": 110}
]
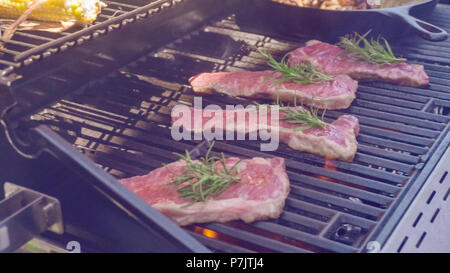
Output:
[
  {"left": 121, "top": 157, "right": 290, "bottom": 226},
  {"left": 189, "top": 70, "right": 358, "bottom": 110},
  {"left": 288, "top": 40, "right": 429, "bottom": 87},
  {"left": 171, "top": 106, "right": 360, "bottom": 162}
]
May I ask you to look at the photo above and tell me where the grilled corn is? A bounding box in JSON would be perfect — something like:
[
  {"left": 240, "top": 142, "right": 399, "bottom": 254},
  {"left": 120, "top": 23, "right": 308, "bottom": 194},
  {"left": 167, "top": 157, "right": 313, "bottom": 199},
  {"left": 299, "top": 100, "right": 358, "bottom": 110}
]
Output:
[{"left": 0, "top": 0, "right": 105, "bottom": 24}]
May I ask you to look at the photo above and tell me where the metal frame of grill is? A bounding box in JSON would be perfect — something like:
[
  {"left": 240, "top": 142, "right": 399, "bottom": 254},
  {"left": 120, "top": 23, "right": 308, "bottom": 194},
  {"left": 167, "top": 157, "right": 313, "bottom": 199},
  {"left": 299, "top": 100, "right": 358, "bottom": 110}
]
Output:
[{"left": 0, "top": 0, "right": 449, "bottom": 253}]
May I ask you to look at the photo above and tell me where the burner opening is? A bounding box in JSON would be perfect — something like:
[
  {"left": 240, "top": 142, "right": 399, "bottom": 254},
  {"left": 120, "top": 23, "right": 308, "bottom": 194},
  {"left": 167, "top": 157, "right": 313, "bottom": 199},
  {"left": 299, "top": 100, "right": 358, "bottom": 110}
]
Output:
[{"left": 324, "top": 215, "right": 372, "bottom": 248}]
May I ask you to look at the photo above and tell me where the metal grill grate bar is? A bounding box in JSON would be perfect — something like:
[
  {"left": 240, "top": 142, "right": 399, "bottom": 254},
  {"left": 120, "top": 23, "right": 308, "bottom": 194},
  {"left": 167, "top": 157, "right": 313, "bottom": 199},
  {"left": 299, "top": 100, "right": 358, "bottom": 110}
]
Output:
[{"left": 201, "top": 223, "right": 314, "bottom": 253}]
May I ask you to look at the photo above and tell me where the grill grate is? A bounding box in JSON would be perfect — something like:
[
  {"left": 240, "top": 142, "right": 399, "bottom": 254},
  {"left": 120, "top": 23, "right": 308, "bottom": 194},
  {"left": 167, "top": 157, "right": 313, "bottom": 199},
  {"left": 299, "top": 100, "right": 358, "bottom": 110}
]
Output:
[
  {"left": 0, "top": 0, "right": 184, "bottom": 72},
  {"left": 24, "top": 4, "right": 450, "bottom": 252}
]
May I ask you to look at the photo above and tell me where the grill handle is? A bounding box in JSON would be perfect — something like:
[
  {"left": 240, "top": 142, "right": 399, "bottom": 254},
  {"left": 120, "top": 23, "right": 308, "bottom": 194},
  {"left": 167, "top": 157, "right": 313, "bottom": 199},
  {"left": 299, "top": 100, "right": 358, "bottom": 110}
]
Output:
[
  {"left": 0, "top": 183, "right": 63, "bottom": 252},
  {"left": 30, "top": 124, "right": 210, "bottom": 253},
  {"left": 383, "top": 9, "right": 448, "bottom": 41}
]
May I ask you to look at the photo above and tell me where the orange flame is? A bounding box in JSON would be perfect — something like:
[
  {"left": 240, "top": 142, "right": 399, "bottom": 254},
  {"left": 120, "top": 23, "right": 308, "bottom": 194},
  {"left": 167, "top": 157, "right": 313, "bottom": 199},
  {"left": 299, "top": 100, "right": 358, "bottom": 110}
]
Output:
[
  {"left": 316, "top": 157, "right": 337, "bottom": 181},
  {"left": 194, "top": 226, "right": 219, "bottom": 239}
]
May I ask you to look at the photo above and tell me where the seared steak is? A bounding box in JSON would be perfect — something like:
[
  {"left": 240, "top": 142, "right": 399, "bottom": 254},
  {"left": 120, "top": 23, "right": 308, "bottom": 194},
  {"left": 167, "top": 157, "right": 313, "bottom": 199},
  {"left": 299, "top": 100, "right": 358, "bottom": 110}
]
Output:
[
  {"left": 288, "top": 40, "right": 429, "bottom": 87},
  {"left": 189, "top": 70, "right": 358, "bottom": 110},
  {"left": 121, "top": 157, "right": 290, "bottom": 226},
  {"left": 172, "top": 106, "right": 360, "bottom": 162}
]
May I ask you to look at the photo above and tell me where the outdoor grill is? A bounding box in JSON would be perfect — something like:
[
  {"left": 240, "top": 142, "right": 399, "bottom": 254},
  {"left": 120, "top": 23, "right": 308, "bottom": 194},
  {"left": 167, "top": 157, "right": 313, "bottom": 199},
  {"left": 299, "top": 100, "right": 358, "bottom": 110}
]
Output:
[{"left": 0, "top": 0, "right": 449, "bottom": 253}]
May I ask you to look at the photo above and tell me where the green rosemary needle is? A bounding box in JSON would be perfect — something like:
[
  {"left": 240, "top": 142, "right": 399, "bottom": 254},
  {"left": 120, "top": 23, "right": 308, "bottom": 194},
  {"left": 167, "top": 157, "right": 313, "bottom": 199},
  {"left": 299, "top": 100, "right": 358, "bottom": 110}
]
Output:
[
  {"left": 257, "top": 48, "right": 334, "bottom": 84},
  {"left": 337, "top": 30, "right": 406, "bottom": 64},
  {"left": 165, "top": 142, "right": 241, "bottom": 205},
  {"left": 280, "top": 105, "right": 328, "bottom": 131},
  {"left": 255, "top": 97, "right": 328, "bottom": 131}
]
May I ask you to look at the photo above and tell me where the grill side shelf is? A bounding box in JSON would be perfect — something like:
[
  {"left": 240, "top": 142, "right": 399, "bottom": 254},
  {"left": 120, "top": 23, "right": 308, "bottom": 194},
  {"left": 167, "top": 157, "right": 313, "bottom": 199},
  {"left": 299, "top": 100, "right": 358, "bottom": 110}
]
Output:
[{"left": 362, "top": 124, "right": 450, "bottom": 252}]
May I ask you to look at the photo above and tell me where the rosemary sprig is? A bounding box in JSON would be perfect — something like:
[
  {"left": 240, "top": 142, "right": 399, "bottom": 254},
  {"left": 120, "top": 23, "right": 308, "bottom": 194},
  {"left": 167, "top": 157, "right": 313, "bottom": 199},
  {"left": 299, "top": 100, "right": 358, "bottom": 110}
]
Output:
[
  {"left": 166, "top": 142, "right": 241, "bottom": 205},
  {"left": 255, "top": 96, "right": 328, "bottom": 131},
  {"left": 257, "top": 48, "right": 334, "bottom": 84},
  {"left": 337, "top": 30, "right": 406, "bottom": 64},
  {"left": 279, "top": 100, "right": 328, "bottom": 131},
  {"left": 280, "top": 106, "right": 327, "bottom": 131}
]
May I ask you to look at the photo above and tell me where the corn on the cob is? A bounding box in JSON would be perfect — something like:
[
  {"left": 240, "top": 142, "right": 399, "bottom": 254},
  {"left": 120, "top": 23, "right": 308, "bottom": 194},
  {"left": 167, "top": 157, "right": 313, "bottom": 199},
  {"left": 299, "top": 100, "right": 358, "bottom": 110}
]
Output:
[{"left": 0, "top": 0, "right": 105, "bottom": 24}]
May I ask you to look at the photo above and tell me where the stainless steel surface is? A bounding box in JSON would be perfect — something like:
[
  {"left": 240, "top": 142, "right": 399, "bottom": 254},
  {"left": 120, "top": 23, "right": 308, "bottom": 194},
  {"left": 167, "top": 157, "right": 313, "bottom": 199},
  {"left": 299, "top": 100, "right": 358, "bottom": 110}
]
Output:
[
  {"left": 382, "top": 145, "right": 450, "bottom": 253},
  {"left": 0, "top": 183, "right": 63, "bottom": 252}
]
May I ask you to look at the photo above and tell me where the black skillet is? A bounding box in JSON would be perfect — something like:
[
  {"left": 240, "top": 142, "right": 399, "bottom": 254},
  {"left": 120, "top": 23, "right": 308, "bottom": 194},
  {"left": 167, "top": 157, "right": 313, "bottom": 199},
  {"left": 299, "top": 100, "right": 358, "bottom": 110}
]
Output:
[{"left": 235, "top": 0, "right": 447, "bottom": 42}]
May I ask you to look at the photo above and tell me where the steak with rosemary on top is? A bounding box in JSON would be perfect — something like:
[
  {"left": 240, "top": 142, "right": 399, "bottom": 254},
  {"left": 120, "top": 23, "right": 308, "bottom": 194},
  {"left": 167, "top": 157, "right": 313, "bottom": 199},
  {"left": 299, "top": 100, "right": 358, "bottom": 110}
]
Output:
[
  {"left": 121, "top": 156, "right": 290, "bottom": 226},
  {"left": 288, "top": 40, "right": 429, "bottom": 87},
  {"left": 189, "top": 70, "right": 357, "bottom": 110},
  {"left": 172, "top": 106, "right": 360, "bottom": 162}
]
